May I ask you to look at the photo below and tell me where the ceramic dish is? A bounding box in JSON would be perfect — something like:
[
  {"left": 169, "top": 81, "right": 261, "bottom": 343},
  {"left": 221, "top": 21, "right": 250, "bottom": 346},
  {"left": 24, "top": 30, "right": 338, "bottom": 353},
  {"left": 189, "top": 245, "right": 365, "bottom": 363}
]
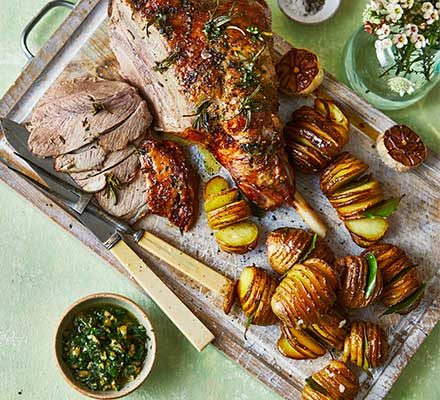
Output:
[
  {"left": 278, "top": 0, "right": 341, "bottom": 24},
  {"left": 54, "top": 293, "right": 156, "bottom": 399}
]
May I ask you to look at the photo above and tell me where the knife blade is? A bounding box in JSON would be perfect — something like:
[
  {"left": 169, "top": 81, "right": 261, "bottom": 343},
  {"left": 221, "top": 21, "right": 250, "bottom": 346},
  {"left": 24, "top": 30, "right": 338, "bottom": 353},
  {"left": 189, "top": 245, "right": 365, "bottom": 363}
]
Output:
[{"left": 0, "top": 118, "right": 92, "bottom": 213}]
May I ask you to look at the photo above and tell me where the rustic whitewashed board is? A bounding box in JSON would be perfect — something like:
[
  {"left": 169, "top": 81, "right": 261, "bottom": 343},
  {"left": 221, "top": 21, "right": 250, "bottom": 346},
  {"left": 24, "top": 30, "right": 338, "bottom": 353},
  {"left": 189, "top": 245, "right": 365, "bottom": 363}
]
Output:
[{"left": 0, "top": 1, "right": 439, "bottom": 399}]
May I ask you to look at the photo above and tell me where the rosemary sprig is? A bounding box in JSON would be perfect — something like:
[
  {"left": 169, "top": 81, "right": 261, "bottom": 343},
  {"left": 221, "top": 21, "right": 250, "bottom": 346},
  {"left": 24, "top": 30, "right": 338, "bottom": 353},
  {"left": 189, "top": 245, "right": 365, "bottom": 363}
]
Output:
[
  {"left": 183, "top": 100, "right": 213, "bottom": 131},
  {"left": 238, "top": 84, "right": 262, "bottom": 131},
  {"left": 104, "top": 174, "right": 121, "bottom": 206},
  {"left": 146, "top": 11, "right": 173, "bottom": 38},
  {"left": 203, "top": 0, "right": 237, "bottom": 42},
  {"left": 238, "top": 61, "right": 259, "bottom": 88},
  {"left": 153, "top": 47, "right": 180, "bottom": 73},
  {"left": 246, "top": 25, "right": 272, "bottom": 42}
]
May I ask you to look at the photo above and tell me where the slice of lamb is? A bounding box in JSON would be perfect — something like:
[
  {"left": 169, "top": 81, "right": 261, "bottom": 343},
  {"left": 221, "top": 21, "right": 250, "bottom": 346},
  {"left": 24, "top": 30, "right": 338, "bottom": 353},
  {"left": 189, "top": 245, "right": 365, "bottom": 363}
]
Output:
[
  {"left": 71, "top": 146, "right": 140, "bottom": 192},
  {"left": 140, "top": 139, "right": 198, "bottom": 231},
  {"left": 95, "top": 172, "right": 149, "bottom": 221},
  {"left": 28, "top": 79, "right": 142, "bottom": 157},
  {"left": 98, "top": 101, "right": 152, "bottom": 152},
  {"left": 54, "top": 142, "right": 107, "bottom": 172}
]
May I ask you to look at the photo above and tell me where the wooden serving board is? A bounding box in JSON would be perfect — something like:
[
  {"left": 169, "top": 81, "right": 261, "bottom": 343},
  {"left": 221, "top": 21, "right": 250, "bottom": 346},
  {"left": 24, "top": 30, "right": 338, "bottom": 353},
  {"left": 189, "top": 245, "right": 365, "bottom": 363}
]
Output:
[{"left": 1, "top": 1, "right": 439, "bottom": 399}]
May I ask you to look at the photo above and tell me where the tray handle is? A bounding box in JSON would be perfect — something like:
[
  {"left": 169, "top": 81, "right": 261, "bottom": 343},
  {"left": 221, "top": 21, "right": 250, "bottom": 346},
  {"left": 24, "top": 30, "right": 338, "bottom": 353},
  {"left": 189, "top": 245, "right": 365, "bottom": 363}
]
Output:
[{"left": 20, "top": 0, "right": 75, "bottom": 60}]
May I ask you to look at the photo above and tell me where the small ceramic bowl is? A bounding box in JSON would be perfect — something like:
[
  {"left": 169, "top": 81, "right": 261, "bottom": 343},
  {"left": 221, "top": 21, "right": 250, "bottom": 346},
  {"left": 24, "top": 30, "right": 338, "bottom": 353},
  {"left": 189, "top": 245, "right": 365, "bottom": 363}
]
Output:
[
  {"left": 278, "top": 0, "right": 341, "bottom": 24},
  {"left": 54, "top": 293, "right": 156, "bottom": 399}
]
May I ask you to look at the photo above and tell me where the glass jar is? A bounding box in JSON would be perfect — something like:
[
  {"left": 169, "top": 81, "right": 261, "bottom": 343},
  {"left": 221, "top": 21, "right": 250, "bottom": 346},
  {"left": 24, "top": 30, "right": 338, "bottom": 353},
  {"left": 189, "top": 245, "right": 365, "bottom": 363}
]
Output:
[{"left": 344, "top": 27, "right": 440, "bottom": 111}]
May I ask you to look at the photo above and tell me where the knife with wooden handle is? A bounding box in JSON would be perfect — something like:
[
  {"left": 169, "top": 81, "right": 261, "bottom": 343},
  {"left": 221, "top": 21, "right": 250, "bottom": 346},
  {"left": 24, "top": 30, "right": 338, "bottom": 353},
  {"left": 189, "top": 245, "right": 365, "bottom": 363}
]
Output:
[{"left": 0, "top": 118, "right": 214, "bottom": 352}]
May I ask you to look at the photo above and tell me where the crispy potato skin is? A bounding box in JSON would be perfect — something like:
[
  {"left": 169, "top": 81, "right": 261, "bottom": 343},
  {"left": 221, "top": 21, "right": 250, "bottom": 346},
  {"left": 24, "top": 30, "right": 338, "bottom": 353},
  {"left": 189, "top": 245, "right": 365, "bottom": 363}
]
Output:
[
  {"left": 336, "top": 256, "right": 383, "bottom": 309},
  {"left": 301, "top": 360, "right": 360, "bottom": 400},
  {"left": 278, "top": 308, "right": 348, "bottom": 360},
  {"left": 285, "top": 99, "right": 350, "bottom": 174},
  {"left": 237, "top": 266, "right": 278, "bottom": 325},
  {"left": 266, "top": 227, "right": 335, "bottom": 275},
  {"left": 320, "top": 152, "right": 391, "bottom": 247},
  {"left": 362, "top": 243, "right": 424, "bottom": 313},
  {"left": 343, "top": 321, "right": 388, "bottom": 370},
  {"left": 271, "top": 258, "right": 338, "bottom": 328}
]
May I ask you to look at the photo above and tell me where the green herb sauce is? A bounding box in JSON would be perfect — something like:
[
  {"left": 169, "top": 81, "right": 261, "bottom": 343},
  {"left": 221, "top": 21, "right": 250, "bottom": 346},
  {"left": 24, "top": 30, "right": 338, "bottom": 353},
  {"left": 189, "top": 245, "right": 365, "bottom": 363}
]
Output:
[{"left": 62, "top": 306, "right": 149, "bottom": 392}]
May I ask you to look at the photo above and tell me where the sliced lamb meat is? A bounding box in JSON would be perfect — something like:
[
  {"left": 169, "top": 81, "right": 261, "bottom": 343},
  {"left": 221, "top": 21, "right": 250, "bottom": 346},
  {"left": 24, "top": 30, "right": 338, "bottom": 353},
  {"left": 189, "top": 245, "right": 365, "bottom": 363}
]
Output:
[
  {"left": 71, "top": 146, "right": 140, "bottom": 192},
  {"left": 108, "top": 0, "right": 194, "bottom": 131},
  {"left": 95, "top": 172, "right": 149, "bottom": 222},
  {"left": 139, "top": 139, "right": 198, "bottom": 231},
  {"left": 28, "top": 78, "right": 142, "bottom": 157},
  {"left": 98, "top": 101, "right": 152, "bottom": 152},
  {"left": 54, "top": 142, "right": 107, "bottom": 172}
]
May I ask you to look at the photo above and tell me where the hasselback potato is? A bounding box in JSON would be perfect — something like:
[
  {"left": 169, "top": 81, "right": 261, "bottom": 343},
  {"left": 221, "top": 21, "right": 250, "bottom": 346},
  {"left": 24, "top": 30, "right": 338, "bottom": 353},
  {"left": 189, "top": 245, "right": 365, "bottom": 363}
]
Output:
[
  {"left": 204, "top": 176, "right": 259, "bottom": 253},
  {"left": 285, "top": 99, "right": 350, "bottom": 174},
  {"left": 278, "top": 308, "right": 348, "bottom": 360},
  {"left": 336, "top": 255, "right": 383, "bottom": 309},
  {"left": 321, "top": 152, "right": 401, "bottom": 247},
  {"left": 266, "top": 227, "right": 335, "bottom": 275},
  {"left": 302, "top": 360, "right": 360, "bottom": 400},
  {"left": 271, "top": 258, "right": 338, "bottom": 328},
  {"left": 362, "top": 243, "right": 425, "bottom": 315},
  {"left": 236, "top": 266, "right": 278, "bottom": 326},
  {"left": 342, "top": 321, "right": 388, "bottom": 370}
]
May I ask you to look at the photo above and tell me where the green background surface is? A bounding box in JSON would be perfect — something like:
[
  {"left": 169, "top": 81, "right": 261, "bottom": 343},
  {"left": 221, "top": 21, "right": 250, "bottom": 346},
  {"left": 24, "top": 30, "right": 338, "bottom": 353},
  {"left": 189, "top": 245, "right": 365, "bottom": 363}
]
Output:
[{"left": 0, "top": 0, "right": 439, "bottom": 399}]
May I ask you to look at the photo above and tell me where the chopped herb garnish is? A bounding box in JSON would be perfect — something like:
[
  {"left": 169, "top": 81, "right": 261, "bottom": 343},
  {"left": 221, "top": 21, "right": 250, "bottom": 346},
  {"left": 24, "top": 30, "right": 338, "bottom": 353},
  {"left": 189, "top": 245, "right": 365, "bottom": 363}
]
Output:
[
  {"left": 153, "top": 47, "right": 180, "bottom": 73},
  {"left": 300, "top": 233, "right": 318, "bottom": 263},
  {"left": 203, "top": 0, "right": 237, "bottom": 42},
  {"left": 62, "top": 306, "right": 149, "bottom": 392},
  {"left": 363, "top": 196, "right": 404, "bottom": 218},
  {"left": 383, "top": 283, "right": 426, "bottom": 315},
  {"left": 92, "top": 102, "right": 106, "bottom": 115},
  {"left": 146, "top": 12, "right": 173, "bottom": 38},
  {"left": 105, "top": 174, "right": 121, "bottom": 206},
  {"left": 305, "top": 377, "right": 328, "bottom": 396},
  {"left": 239, "top": 61, "right": 259, "bottom": 88},
  {"left": 183, "top": 99, "right": 213, "bottom": 131},
  {"left": 365, "top": 253, "right": 378, "bottom": 299}
]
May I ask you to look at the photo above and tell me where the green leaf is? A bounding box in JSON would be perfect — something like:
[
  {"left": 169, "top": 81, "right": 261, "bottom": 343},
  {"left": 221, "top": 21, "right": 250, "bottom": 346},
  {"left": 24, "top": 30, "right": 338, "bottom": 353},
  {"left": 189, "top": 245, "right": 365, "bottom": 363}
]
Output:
[
  {"left": 365, "top": 253, "right": 378, "bottom": 299},
  {"left": 363, "top": 196, "right": 404, "bottom": 218},
  {"left": 305, "top": 377, "right": 328, "bottom": 396},
  {"left": 243, "top": 313, "right": 254, "bottom": 340},
  {"left": 383, "top": 283, "right": 426, "bottom": 315},
  {"left": 300, "top": 233, "right": 318, "bottom": 263}
]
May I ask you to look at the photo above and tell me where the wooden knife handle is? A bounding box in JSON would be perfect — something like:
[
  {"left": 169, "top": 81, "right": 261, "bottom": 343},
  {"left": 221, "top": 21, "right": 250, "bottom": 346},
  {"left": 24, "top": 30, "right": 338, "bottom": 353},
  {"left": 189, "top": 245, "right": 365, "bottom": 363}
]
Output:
[
  {"left": 137, "top": 231, "right": 235, "bottom": 297},
  {"left": 111, "top": 240, "right": 215, "bottom": 352}
]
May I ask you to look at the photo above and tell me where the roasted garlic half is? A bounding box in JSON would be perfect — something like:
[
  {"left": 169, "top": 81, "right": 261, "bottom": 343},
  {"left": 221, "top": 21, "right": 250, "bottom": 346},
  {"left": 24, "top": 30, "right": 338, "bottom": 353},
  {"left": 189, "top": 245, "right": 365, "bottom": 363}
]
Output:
[
  {"left": 342, "top": 321, "right": 388, "bottom": 370},
  {"left": 204, "top": 176, "right": 258, "bottom": 254},
  {"left": 362, "top": 243, "right": 425, "bottom": 315},
  {"left": 376, "top": 125, "right": 427, "bottom": 172},
  {"left": 266, "top": 227, "right": 335, "bottom": 275},
  {"left": 321, "top": 152, "right": 401, "bottom": 247},
  {"left": 271, "top": 258, "right": 338, "bottom": 328},
  {"left": 278, "top": 308, "right": 348, "bottom": 360},
  {"left": 237, "top": 266, "right": 278, "bottom": 326},
  {"left": 336, "top": 255, "right": 383, "bottom": 309},
  {"left": 302, "top": 360, "right": 360, "bottom": 400},
  {"left": 276, "top": 48, "right": 324, "bottom": 96},
  {"left": 284, "top": 99, "right": 350, "bottom": 174}
]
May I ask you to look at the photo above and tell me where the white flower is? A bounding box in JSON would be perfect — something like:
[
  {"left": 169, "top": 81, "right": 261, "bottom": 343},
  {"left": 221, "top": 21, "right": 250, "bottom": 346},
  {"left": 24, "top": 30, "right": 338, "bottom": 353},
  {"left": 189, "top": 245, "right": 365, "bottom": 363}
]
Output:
[
  {"left": 375, "top": 38, "right": 393, "bottom": 50},
  {"left": 386, "top": 4, "right": 403, "bottom": 21},
  {"left": 376, "top": 24, "right": 391, "bottom": 39},
  {"left": 436, "top": 1, "right": 440, "bottom": 10},
  {"left": 421, "top": 2, "right": 434, "bottom": 13},
  {"left": 401, "top": 0, "right": 414, "bottom": 8},
  {"left": 393, "top": 33, "right": 408, "bottom": 48},
  {"left": 411, "top": 33, "right": 427, "bottom": 48},
  {"left": 370, "top": 0, "right": 384, "bottom": 11},
  {"left": 404, "top": 23, "right": 418, "bottom": 36},
  {"left": 388, "top": 77, "right": 416, "bottom": 97},
  {"left": 425, "top": 9, "right": 439, "bottom": 24}
]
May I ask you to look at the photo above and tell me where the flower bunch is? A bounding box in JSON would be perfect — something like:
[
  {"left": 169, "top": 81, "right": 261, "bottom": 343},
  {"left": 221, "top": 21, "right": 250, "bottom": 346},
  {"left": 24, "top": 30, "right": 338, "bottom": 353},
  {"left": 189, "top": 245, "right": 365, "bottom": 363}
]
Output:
[{"left": 363, "top": 1, "right": 440, "bottom": 83}]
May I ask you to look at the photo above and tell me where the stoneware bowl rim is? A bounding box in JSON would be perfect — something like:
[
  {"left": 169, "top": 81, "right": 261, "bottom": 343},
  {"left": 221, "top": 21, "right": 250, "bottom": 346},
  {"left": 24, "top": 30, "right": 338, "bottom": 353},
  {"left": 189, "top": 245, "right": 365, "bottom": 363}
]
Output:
[
  {"left": 54, "top": 292, "right": 157, "bottom": 399},
  {"left": 277, "top": 0, "right": 341, "bottom": 25}
]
